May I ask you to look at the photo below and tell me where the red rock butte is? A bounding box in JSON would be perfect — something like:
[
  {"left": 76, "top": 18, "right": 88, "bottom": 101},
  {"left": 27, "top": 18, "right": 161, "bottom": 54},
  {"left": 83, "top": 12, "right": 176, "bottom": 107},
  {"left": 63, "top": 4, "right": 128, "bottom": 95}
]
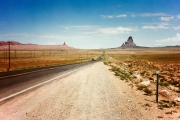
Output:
[
  {"left": 0, "top": 41, "right": 74, "bottom": 50},
  {"left": 121, "top": 36, "right": 136, "bottom": 48}
]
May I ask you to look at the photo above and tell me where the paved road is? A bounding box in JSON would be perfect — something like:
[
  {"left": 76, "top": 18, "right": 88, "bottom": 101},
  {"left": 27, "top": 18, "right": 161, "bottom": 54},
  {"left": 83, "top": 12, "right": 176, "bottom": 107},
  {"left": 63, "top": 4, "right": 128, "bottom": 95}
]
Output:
[
  {"left": 0, "top": 58, "right": 102, "bottom": 102},
  {"left": 0, "top": 62, "right": 152, "bottom": 120}
]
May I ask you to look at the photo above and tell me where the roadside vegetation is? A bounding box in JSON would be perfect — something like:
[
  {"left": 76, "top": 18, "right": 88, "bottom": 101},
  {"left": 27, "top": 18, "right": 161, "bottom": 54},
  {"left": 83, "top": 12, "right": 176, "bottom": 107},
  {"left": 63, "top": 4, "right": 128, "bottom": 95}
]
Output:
[
  {"left": 0, "top": 49, "right": 103, "bottom": 71},
  {"left": 103, "top": 48, "right": 180, "bottom": 118}
]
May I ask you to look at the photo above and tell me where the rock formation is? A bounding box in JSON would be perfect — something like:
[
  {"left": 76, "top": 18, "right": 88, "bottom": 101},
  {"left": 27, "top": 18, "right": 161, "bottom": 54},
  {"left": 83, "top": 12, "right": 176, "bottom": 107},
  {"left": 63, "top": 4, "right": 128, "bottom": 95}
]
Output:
[
  {"left": 0, "top": 41, "right": 74, "bottom": 50},
  {"left": 121, "top": 36, "right": 136, "bottom": 48},
  {"left": 0, "top": 41, "right": 22, "bottom": 46},
  {"left": 63, "top": 42, "right": 66, "bottom": 45}
]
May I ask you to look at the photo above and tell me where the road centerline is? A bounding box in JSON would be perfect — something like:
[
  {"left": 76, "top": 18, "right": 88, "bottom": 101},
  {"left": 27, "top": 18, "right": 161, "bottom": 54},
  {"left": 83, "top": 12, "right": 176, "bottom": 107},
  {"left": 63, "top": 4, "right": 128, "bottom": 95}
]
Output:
[{"left": 0, "top": 64, "right": 92, "bottom": 103}]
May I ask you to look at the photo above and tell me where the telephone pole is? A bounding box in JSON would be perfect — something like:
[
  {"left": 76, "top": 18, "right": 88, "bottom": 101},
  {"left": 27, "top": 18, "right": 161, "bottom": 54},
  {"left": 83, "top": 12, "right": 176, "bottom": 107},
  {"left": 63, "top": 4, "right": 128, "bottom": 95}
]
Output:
[{"left": 8, "top": 41, "right": 10, "bottom": 71}]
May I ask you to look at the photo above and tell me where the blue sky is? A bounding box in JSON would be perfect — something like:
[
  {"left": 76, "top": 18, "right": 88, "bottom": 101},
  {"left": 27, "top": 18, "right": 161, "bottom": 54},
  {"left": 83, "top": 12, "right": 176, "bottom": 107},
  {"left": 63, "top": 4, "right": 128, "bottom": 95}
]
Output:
[{"left": 0, "top": 0, "right": 180, "bottom": 48}]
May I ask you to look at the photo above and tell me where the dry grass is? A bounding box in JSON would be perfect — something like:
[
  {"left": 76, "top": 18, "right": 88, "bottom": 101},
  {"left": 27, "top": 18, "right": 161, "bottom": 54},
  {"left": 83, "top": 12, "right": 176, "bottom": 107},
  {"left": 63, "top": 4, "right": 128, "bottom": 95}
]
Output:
[
  {"left": 0, "top": 49, "right": 103, "bottom": 71},
  {"left": 105, "top": 48, "right": 180, "bottom": 120},
  {"left": 106, "top": 48, "right": 180, "bottom": 92}
]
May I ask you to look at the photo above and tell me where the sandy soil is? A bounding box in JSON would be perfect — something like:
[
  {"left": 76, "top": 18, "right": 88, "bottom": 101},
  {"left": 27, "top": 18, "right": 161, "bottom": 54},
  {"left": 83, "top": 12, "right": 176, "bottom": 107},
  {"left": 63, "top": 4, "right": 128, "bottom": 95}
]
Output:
[{"left": 0, "top": 62, "right": 179, "bottom": 120}]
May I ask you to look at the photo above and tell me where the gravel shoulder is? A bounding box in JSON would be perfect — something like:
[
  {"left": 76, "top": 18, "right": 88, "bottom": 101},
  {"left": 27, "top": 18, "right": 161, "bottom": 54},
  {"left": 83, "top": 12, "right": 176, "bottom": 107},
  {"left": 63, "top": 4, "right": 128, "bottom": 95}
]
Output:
[{"left": 0, "top": 62, "right": 167, "bottom": 120}]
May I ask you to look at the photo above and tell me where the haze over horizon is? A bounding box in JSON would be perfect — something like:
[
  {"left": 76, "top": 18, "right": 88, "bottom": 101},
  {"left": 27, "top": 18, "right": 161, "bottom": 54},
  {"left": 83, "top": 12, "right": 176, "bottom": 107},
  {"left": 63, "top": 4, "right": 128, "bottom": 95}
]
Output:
[{"left": 0, "top": 0, "right": 180, "bottom": 49}]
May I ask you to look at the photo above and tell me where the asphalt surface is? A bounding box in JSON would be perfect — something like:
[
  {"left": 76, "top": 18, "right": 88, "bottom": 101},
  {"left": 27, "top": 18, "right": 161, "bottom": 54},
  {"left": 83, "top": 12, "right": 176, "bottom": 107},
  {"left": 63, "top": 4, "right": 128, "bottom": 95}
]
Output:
[{"left": 0, "top": 58, "right": 102, "bottom": 102}]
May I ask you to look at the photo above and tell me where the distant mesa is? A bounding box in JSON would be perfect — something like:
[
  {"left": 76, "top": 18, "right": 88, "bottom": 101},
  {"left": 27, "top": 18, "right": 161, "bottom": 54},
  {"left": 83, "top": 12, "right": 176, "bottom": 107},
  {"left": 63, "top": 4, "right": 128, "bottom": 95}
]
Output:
[
  {"left": 63, "top": 42, "right": 66, "bottom": 45},
  {"left": 121, "top": 36, "right": 136, "bottom": 48},
  {"left": 0, "top": 41, "right": 22, "bottom": 46},
  {"left": 0, "top": 41, "right": 74, "bottom": 50}
]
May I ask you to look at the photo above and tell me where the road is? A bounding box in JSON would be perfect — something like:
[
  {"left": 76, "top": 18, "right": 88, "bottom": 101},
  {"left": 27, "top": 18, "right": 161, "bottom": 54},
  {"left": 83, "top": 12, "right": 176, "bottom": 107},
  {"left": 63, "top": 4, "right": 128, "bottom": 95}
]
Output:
[
  {"left": 0, "top": 62, "right": 154, "bottom": 120},
  {"left": 0, "top": 59, "right": 100, "bottom": 102},
  {"left": 0, "top": 55, "right": 178, "bottom": 119}
]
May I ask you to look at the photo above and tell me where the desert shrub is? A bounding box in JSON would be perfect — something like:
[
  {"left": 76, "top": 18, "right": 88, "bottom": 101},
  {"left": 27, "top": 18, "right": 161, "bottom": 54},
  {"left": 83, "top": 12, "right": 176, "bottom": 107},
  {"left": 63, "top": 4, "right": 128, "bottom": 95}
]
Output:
[
  {"left": 144, "top": 103, "right": 151, "bottom": 107},
  {"left": 114, "top": 72, "right": 120, "bottom": 76},
  {"left": 143, "top": 87, "right": 152, "bottom": 95},
  {"left": 129, "top": 71, "right": 133, "bottom": 75},
  {"left": 124, "top": 73, "right": 131, "bottom": 79},
  {"left": 111, "top": 66, "right": 119, "bottom": 72},
  {"left": 110, "top": 66, "right": 132, "bottom": 81},
  {"left": 165, "top": 111, "right": 174, "bottom": 114},
  {"left": 128, "top": 64, "right": 132, "bottom": 67},
  {"left": 158, "top": 100, "right": 178, "bottom": 109},
  {"left": 157, "top": 116, "right": 163, "bottom": 118},
  {"left": 170, "top": 80, "right": 179, "bottom": 85},
  {"left": 140, "top": 71, "right": 146, "bottom": 76},
  {"left": 137, "top": 85, "right": 147, "bottom": 90},
  {"left": 104, "top": 62, "right": 108, "bottom": 65},
  {"left": 148, "top": 77, "right": 154, "bottom": 80},
  {"left": 137, "top": 85, "right": 152, "bottom": 95},
  {"left": 159, "top": 82, "right": 169, "bottom": 87}
]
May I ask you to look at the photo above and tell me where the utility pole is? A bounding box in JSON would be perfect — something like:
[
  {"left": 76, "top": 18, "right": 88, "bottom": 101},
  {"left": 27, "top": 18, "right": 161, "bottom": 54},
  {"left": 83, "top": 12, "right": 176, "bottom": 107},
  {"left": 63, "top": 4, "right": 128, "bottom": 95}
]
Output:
[{"left": 8, "top": 41, "right": 10, "bottom": 71}]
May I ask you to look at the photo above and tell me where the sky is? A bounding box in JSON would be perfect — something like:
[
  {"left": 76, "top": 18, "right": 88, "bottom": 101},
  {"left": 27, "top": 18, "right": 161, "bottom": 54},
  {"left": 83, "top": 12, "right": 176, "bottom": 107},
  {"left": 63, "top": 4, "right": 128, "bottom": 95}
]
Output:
[{"left": 0, "top": 0, "right": 180, "bottom": 49}]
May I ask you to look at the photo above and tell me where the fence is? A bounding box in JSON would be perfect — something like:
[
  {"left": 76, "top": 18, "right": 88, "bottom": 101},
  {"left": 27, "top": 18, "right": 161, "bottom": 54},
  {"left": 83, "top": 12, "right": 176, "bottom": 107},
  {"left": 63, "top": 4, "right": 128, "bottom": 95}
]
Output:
[{"left": 0, "top": 50, "right": 101, "bottom": 71}]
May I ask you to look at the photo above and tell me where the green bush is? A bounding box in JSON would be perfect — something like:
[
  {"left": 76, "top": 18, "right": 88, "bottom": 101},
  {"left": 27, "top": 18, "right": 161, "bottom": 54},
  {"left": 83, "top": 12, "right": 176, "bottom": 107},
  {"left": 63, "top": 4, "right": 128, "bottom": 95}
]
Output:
[
  {"left": 137, "top": 85, "right": 152, "bottom": 95},
  {"left": 159, "top": 82, "right": 169, "bottom": 87},
  {"left": 104, "top": 62, "right": 108, "bottom": 65},
  {"left": 111, "top": 67, "right": 119, "bottom": 72},
  {"left": 114, "top": 72, "right": 120, "bottom": 76},
  {"left": 110, "top": 66, "right": 132, "bottom": 81},
  {"left": 137, "top": 85, "right": 147, "bottom": 90},
  {"left": 143, "top": 87, "right": 152, "bottom": 95}
]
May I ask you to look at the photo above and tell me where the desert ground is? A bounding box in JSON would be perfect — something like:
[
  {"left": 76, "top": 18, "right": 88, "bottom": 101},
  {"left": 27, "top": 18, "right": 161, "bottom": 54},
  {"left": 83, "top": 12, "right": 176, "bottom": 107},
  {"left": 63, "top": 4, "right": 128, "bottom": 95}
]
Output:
[
  {"left": 0, "top": 49, "right": 102, "bottom": 71},
  {"left": 0, "top": 48, "right": 180, "bottom": 119},
  {"left": 0, "top": 62, "right": 164, "bottom": 120},
  {"left": 105, "top": 48, "right": 180, "bottom": 119}
]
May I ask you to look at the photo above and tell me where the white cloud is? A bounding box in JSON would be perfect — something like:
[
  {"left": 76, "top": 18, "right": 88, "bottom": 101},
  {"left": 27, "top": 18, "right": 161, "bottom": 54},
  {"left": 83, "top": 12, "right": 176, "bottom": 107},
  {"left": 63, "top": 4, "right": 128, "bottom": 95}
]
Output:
[
  {"left": 81, "top": 31, "right": 99, "bottom": 35},
  {"left": 174, "top": 26, "right": 180, "bottom": 30},
  {"left": 141, "top": 22, "right": 165, "bottom": 25},
  {"left": 142, "top": 25, "right": 168, "bottom": 30},
  {"left": 140, "top": 13, "right": 168, "bottom": 17},
  {"left": 141, "top": 22, "right": 172, "bottom": 26},
  {"left": 160, "top": 16, "right": 174, "bottom": 21},
  {"left": 99, "top": 26, "right": 137, "bottom": 35},
  {"left": 59, "top": 25, "right": 100, "bottom": 30},
  {"left": 160, "top": 23, "right": 172, "bottom": 26},
  {"left": 100, "top": 14, "right": 127, "bottom": 18},
  {"left": 156, "top": 33, "right": 180, "bottom": 43},
  {"left": 176, "top": 15, "right": 180, "bottom": 20},
  {"left": 107, "top": 15, "right": 114, "bottom": 18},
  {"left": 116, "top": 14, "right": 127, "bottom": 18},
  {"left": 100, "top": 15, "right": 114, "bottom": 18},
  {"left": 155, "top": 43, "right": 162, "bottom": 46}
]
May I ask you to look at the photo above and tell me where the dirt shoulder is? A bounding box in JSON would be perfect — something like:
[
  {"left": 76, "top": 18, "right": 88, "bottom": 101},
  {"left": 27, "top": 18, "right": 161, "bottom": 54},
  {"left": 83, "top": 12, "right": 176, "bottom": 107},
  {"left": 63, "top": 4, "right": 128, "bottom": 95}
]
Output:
[{"left": 0, "top": 62, "right": 177, "bottom": 120}]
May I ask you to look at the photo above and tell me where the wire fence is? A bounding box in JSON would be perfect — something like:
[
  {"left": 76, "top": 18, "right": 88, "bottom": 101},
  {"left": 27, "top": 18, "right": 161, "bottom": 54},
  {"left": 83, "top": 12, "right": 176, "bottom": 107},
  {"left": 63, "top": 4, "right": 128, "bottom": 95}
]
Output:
[{"left": 0, "top": 50, "right": 102, "bottom": 71}]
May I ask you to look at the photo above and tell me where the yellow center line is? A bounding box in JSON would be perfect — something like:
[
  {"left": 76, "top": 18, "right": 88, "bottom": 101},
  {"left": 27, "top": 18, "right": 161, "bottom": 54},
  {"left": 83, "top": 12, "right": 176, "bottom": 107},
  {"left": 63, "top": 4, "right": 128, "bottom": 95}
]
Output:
[
  {"left": 0, "top": 64, "right": 92, "bottom": 102},
  {"left": 0, "top": 67, "right": 56, "bottom": 79}
]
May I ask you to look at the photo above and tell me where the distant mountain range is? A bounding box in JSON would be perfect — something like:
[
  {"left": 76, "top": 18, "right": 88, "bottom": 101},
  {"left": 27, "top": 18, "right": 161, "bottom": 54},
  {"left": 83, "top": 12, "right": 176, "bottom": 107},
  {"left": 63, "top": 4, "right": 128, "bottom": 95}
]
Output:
[{"left": 0, "top": 41, "right": 74, "bottom": 50}]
